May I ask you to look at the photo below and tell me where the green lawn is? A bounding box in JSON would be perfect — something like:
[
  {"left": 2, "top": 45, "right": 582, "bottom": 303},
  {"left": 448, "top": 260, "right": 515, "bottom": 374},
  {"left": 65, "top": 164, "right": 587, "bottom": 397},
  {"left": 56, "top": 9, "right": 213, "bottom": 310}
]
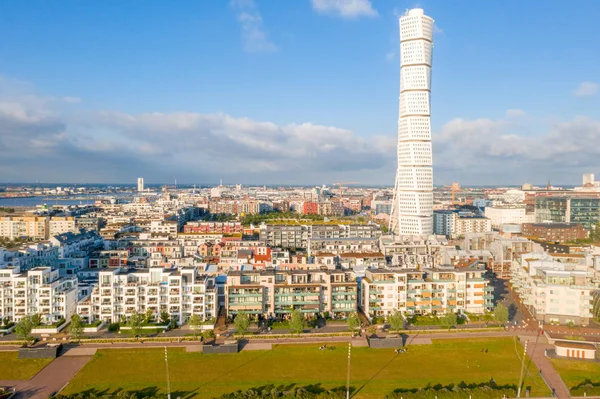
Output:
[
  {"left": 550, "top": 358, "right": 600, "bottom": 396},
  {"left": 62, "top": 338, "right": 549, "bottom": 398},
  {"left": 0, "top": 351, "right": 53, "bottom": 380}
]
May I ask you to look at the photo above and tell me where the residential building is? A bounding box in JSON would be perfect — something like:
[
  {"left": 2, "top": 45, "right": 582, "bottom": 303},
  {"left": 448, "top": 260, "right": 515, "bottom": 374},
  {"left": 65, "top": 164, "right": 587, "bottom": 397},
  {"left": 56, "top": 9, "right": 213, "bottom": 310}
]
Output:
[
  {"left": 522, "top": 223, "right": 587, "bottom": 244},
  {"left": 485, "top": 206, "right": 535, "bottom": 228},
  {"left": 0, "top": 266, "right": 78, "bottom": 324},
  {"left": 510, "top": 253, "right": 597, "bottom": 326},
  {"left": 49, "top": 216, "right": 77, "bottom": 237},
  {"left": 390, "top": 8, "right": 435, "bottom": 236},
  {"left": 434, "top": 210, "right": 491, "bottom": 238},
  {"left": 0, "top": 216, "right": 49, "bottom": 240},
  {"left": 225, "top": 269, "right": 357, "bottom": 319},
  {"left": 360, "top": 264, "right": 493, "bottom": 320},
  {"left": 183, "top": 221, "right": 243, "bottom": 234},
  {"left": 137, "top": 177, "right": 144, "bottom": 192},
  {"left": 76, "top": 266, "right": 217, "bottom": 325}
]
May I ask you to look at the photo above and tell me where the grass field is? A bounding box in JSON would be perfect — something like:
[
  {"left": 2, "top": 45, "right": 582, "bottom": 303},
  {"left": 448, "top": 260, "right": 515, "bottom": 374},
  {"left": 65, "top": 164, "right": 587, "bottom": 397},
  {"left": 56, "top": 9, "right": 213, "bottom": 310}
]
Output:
[
  {"left": 62, "top": 338, "right": 549, "bottom": 398},
  {"left": 550, "top": 358, "right": 600, "bottom": 396},
  {"left": 0, "top": 351, "right": 53, "bottom": 380}
]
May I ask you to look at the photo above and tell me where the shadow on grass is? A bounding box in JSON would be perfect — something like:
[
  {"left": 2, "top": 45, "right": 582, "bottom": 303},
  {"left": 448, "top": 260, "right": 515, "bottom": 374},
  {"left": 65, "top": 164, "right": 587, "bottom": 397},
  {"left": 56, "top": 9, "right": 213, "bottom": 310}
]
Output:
[
  {"left": 54, "top": 384, "right": 353, "bottom": 399},
  {"left": 54, "top": 386, "right": 198, "bottom": 399}
]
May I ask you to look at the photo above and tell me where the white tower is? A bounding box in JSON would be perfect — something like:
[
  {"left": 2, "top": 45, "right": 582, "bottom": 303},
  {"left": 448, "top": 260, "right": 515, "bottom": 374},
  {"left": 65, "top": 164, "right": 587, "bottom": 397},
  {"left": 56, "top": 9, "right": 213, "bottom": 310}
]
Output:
[
  {"left": 137, "top": 177, "right": 144, "bottom": 192},
  {"left": 390, "top": 8, "right": 434, "bottom": 236}
]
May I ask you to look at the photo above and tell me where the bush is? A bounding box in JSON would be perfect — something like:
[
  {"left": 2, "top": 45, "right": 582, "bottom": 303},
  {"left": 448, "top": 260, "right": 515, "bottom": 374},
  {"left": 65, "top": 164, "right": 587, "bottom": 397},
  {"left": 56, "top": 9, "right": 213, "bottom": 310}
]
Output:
[
  {"left": 83, "top": 320, "right": 103, "bottom": 328},
  {"left": 108, "top": 323, "right": 120, "bottom": 332}
]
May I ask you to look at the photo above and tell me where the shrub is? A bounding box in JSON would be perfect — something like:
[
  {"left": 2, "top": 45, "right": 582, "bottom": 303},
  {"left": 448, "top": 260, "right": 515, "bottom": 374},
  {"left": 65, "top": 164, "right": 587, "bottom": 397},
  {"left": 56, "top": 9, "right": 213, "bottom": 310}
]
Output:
[{"left": 108, "top": 323, "right": 120, "bottom": 332}]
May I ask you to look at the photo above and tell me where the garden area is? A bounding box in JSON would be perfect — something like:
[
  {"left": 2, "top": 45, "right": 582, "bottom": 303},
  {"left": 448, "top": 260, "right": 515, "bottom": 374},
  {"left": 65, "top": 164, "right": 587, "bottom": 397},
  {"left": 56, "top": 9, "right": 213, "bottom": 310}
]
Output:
[
  {"left": 60, "top": 337, "right": 548, "bottom": 398},
  {"left": 550, "top": 358, "right": 600, "bottom": 396}
]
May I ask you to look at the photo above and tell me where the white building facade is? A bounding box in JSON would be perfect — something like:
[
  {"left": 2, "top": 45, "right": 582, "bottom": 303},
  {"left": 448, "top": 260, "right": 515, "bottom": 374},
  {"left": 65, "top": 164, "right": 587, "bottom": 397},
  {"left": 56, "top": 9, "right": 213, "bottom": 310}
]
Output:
[
  {"left": 391, "top": 8, "right": 435, "bottom": 236},
  {"left": 76, "top": 266, "right": 217, "bottom": 325},
  {"left": 0, "top": 266, "right": 78, "bottom": 324}
]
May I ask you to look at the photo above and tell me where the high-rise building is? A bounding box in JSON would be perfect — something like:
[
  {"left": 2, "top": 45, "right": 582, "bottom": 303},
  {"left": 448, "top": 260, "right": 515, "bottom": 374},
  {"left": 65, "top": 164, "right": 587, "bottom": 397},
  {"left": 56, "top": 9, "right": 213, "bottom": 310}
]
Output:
[
  {"left": 390, "top": 8, "right": 434, "bottom": 236},
  {"left": 137, "top": 177, "right": 144, "bottom": 192}
]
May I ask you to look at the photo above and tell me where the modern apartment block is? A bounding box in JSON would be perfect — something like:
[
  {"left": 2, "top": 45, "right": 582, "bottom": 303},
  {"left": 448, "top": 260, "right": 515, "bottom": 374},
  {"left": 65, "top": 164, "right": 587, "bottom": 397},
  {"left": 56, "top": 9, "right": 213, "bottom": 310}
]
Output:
[
  {"left": 0, "top": 266, "right": 78, "bottom": 324},
  {"left": 76, "top": 266, "right": 217, "bottom": 325},
  {"left": 535, "top": 197, "right": 600, "bottom": 229},
  {"left": 433, "top": 210, "right": 491, "bottom": 238},
  {"left": 225, "top": 269, "right": 357, "bottom": 319},
  {"left": 259, "top": 224, "right": 382, "bottom": 249},
  {"left": 49, "top": 217, "right": 77, "bottom": 237},
  {"left": 390, "top": 8, "right": 435, "bottom": 236},
  {"left": 360, "top": 265, "right": 493, "bottom": 320},
  {"left": 510, "top": 253, "right": 597, "bottom": 325},
  {"left": 0, "top": 216, "right": 49, "bottom": 240}
]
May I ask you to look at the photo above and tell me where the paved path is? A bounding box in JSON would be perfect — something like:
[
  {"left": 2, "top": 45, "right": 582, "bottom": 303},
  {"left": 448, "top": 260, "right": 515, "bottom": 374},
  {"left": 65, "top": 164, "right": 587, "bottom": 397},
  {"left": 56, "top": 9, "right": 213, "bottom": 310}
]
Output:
[{"left": 1, "top": 355, "right": 92, "bottom": 399}]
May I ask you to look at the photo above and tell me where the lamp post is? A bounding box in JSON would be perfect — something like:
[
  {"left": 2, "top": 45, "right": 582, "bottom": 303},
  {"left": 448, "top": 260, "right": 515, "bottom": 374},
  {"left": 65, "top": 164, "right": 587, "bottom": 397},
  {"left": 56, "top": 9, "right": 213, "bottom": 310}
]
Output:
[
  {"left": 164, "top": 346, "right": 171, "bottom": 399},
  {"left": 346, "top": 342, "right": 352, "bottom": 399}
]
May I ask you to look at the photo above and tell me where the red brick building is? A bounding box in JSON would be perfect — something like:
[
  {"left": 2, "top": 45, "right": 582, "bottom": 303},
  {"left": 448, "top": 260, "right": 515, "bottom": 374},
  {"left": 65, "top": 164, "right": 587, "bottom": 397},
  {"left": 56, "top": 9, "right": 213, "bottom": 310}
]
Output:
[
  {"left": 522, "top": 222, "right": 587, "bottom": 244},
  {"left": 303, "top": 201, "right": 319, "bottom": 215}
]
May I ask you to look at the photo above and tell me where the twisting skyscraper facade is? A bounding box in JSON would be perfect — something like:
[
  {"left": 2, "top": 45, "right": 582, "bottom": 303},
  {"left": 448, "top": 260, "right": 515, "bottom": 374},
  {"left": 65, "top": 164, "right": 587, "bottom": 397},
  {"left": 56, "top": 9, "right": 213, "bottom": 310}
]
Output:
[{"left": 390, "top": 8, "right": 434, "bottom": 236}]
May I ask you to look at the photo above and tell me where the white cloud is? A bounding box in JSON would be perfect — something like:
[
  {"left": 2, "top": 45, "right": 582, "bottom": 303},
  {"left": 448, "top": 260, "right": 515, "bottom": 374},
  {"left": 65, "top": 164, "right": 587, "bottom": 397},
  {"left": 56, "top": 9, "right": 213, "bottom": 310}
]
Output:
[
  {"left": 505, "top": 109, "right": 526, "bottom": 118},
  {"left": 230, "top": 0, "right": 278, "bottom": 53},
  {"left": 385, "top": 51, "right": 395, "bottom": 61},
  {"left": 573, "top": 81, "right": 598, "bottom": 97},
  {"left": 311, "top": 0, "right": 378, "bottom": 18}
]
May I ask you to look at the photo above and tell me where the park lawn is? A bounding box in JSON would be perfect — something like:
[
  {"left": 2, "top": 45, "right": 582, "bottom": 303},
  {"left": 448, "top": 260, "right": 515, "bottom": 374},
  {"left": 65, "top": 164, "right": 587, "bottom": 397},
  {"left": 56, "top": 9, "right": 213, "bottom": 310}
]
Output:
[
  {"left": 62, "top": 337, "right": 549, "bottom": 398},
  {"left": 550, "top": 358, "right": 600, "bottom": 395},
  {"left": 0, "top": 351, "right": 53, "bottom": 380}
]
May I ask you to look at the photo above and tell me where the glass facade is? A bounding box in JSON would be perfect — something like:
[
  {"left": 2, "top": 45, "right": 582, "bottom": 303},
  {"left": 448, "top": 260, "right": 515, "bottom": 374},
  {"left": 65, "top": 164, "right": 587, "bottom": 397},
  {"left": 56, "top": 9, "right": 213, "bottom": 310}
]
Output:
[{"left": 535, "top": 197, "right": 600, "bottom": 229}]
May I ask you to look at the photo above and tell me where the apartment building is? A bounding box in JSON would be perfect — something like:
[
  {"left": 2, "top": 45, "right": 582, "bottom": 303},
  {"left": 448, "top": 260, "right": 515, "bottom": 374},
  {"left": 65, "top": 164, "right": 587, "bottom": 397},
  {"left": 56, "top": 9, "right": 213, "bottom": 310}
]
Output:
[
  {"left": 485, "top": 206, "right": 535, "bottom": 228},
  {"left": 510, "top": 253, "right": 597, "bottom": 326},
  {"left": 522, "top": 223, "right": 587, "bottom": 244},
  {"left": 149, "top": 220, "right": 178, "bottom": 235},
  {"left": 183, "top": 221, "right": 243, "bottom": 234},
  {"left": 49, "top": 230, "right": 104, "bottom": 258},
  {"left": 0, "top": 216, "right": 49, "bottom": 239},
  {"left": 77, "top": 266, "right": 217, "bottom": 325},
  {"left": 433, "top": 211, "right": 491, "bottom": 238},
  {"left": 49, "top": 217, "right": 77, "bottom": 237},
  {"left": 380, "top": 235, "right": 450, "bottom": 268},
  {"left": 259, "top": 224, "right": 382, "bottom": 249},
  {"left": 0, "top": 266, "right": 78, "bottom": 324},
  {"left": 0, "top": 242, "right": 59, "bottom": 270},
  {"left": 225, "top": 269, "right": 357, "bottom": 319},
  {"left": 360, "top": 265, "right": 493, "bottom": 321}
]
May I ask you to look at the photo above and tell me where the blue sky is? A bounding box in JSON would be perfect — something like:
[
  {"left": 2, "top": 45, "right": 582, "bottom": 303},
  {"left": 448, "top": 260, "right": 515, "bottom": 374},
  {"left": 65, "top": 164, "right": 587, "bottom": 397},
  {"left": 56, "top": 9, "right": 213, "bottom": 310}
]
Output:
[{"left": 0, "top": 0, "right": 599, "bottom": 186}]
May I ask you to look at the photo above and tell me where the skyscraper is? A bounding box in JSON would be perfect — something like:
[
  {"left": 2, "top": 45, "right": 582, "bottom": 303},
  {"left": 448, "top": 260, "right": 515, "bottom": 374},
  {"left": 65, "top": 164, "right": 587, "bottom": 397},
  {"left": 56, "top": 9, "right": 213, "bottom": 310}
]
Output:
[
  {"left": 137, "top": 177, "right": 144, "bottom": 192},
  {"left": 390, "top": 8, "right": 434, "bottom": 236}
]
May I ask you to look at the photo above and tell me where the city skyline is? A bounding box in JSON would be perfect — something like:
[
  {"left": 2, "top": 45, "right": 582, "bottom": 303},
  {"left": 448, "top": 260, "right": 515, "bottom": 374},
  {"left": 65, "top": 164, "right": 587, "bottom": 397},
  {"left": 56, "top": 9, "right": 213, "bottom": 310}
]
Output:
[{"left": 0, "top": 1, "right": 599, "bottom": 185}]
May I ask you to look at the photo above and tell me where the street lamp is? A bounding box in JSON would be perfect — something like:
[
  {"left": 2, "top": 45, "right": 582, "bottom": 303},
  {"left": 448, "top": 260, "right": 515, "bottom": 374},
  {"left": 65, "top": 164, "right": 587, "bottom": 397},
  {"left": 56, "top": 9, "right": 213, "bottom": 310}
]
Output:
[
  {"left": 164, "top": 346, "right": 171, "bottom": 399},
  {"left": 346, "top": 342, "right": 351, "bottom": 399}
]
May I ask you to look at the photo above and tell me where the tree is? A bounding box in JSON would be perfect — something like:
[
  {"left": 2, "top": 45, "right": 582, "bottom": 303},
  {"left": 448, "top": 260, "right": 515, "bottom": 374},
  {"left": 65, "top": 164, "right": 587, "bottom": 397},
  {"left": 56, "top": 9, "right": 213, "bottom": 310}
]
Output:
[
  {"left": 128, "top": 311, "right": 143, "bottom": 337},
  {"left": 289, "top": 310, "right": 305, "bottom": 334},
  {"left": 145, "top": 309, "right": 154, "bottom": 324},
  {"left": 389, "top": 311, "right": 404, "bottom": 331},
  {"left": 441, "top": 313, "right": 458, "bottom": 330},
  {"left": 493, "top": 303, "right": 509, "bottom": 324},
  {"left": 347, "top": 312, "right": 360, "bottom": 331},
  {"left": 30, "top": 313, "right": 42, "bottom": 327},
  {"left": 234, "top": 312, "right": 250, "bottom": 335},
  {"left": 202, "top": 329, "right": 215, "bottom": 343},
  {"left": 188, "top": 314, "right": 202, "bottom": 337},
  {"left": 69, "top": 314, "right": 84, "bottom": 342},
  {"left": 160, "top": 311, "right": 170, "bottom": 325},
  {"left": 14, "top": 315, "right": 34, "bottom": 343}
]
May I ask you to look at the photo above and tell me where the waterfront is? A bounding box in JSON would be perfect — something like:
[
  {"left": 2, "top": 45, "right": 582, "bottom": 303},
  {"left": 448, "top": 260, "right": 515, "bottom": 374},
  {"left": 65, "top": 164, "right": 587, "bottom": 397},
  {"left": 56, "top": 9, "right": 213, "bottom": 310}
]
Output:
[{"left": 0, "top": 194, "right": 132, "bottom": 208}]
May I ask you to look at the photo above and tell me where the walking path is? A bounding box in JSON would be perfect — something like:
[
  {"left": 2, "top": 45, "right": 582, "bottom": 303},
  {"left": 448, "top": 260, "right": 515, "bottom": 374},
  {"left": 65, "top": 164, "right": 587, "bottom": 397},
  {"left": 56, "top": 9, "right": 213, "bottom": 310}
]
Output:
[{"left": 0, "top": 355, "right": 92, "bottom": 399}]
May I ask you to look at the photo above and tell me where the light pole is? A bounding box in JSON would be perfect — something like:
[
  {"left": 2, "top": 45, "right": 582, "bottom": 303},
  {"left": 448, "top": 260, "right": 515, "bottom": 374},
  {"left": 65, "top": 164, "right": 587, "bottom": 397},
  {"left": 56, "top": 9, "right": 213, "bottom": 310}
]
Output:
[
  {"left": 164, "top": 346, "right": 171, "bottom": 399},
  {"left": 517, "top": 340, "right": 528, "bottom": 398},
  {"left": 346, "top": 342, "right": 352, "bottom": 399}
]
